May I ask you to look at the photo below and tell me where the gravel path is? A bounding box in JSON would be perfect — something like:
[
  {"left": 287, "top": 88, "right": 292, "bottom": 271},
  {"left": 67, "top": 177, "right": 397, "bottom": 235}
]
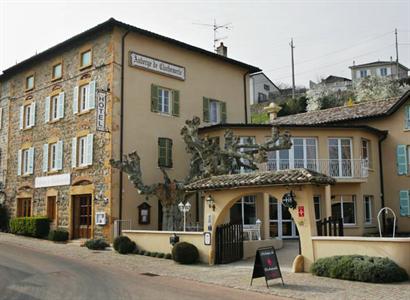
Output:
[{"left": 1, "top": 233, "right": 409, "bottom": 299}]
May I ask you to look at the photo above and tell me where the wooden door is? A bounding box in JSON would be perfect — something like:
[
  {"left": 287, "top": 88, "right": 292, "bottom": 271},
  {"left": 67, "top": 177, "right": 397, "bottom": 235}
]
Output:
[{"left": 72, "top": 195, "right": 92, "bottom": 239}]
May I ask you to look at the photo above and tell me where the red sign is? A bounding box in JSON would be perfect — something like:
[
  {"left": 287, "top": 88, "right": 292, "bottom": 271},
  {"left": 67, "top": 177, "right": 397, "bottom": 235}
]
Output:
[{"left": 298, "top": 206, "right": 305, "bottom": 217}]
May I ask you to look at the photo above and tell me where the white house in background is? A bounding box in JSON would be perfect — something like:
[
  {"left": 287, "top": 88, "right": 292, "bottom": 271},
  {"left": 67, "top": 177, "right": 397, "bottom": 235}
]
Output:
[
  {"left": 349, "top": 60, "right": 409, "bottom": 83},
  {"left": 309, "top": 75, "right": 352, "bottom": 92},
  {"left": 250, "top": 72, "right": 281, "bottom": 104}
]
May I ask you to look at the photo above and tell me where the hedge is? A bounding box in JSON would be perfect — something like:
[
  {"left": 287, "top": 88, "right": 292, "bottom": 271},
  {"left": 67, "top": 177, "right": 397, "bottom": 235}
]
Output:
[
  {"left": 85, "top": 239, "right": 109, "bottom": 250},
  {"left": 48, "top": 229, "right": 69, "bottom": 242},
  {"left": 172, "top": 242, "right": 199, "bottom": 264},
  {"left": 10, "top": 217, "right": 50, "bottom": 238},
  {"left": 310, "top": 255, "right": 408, "bottom": 283},
  {"left": 0, "top": 204, "right": 9, "bottom": 232},
  {"left": 113, "top": 236, "right": 136, "bottom": 254}
]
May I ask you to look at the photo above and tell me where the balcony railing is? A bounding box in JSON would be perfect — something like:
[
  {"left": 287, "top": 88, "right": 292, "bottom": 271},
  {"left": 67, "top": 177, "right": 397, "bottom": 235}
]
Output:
[{"left": 257, "top": 159, "right": 369, "bottom": 180}]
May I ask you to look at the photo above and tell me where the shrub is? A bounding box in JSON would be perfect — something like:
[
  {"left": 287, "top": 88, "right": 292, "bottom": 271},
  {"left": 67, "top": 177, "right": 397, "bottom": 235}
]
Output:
[
  {"left": 150, "top": 252, "right": 158, "bottom": 257},
  {"left": 172, "top": 242, "right": 199, "bottom": 264},
  {"left": 113, "top": 236, "right": 131, "bottom": 251},
  {"left": 165, "top": 253, "right": 172, "bottom": 259},
  {"left": 139, "top": 250, "right": 146, "bottom": 256},
  {"left": 0, "top": 204, "right": 9, "bottom": 232},
  {"left": 85, "top": 239, "right": 109, "bottom": 250},
  {"left": 133, "top": 248, "right": 140, "bottom": 255},
  {"left": 310, "top": 255, "right": 408, "bottom": 283},
  {"left": 144, "top": 251, "right": 151, "bottom": 256},
  {"left": 9, "top": 217, "right": 50, "bottom": 238},
  {"left": 118, "top": 240, "right": 136, "bottom": 255},
  {"left": 157, "top": 253, "right": 165, "bottom": 258},
  {"left": 48, "top": 229, "right": 69, "bottom": 242}
]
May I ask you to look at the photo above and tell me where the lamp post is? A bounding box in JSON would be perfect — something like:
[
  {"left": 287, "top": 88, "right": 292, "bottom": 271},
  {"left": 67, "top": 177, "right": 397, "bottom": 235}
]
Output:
[{"left": 178, "top": 201, "right": 191, "bottom": 232}]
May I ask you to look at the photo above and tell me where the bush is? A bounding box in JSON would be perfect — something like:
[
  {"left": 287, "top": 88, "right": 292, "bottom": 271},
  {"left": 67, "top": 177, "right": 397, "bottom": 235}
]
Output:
[
  {"left": 144, "top": 251, "right": 151, "bottom": 256},
  {"left": 113, "top": 236, "right": 131, "bottom": 251},
  {"left": 172, "top": 242, "right": 199, "bottom": 264},
  {"left": 48, "top": 229, "right": 69, "bottom": 242},
  {"left": 310, "top": 255, "right": 408, "bottom": 283},
  {"left": 85, "top": 239, "right": 109, "bottom": 250},
  {"left": 157, "top": 253, "right": 165, "bottom": 258},
  {"left": 118, "top": 240, "right": 136, "bottom": 255},
  {"left": 165, "top": 253, "right": 172, "bottom": 259},
  {"left": 0, "top": 204, "right": 9, "bottom": 232},
  {"left": 139, "top": 250, "right": 146, "bottom": 256},
  {"left": 9, "top": 217, "right": 50, "bottom": 238},
  {"left": 150, "top": 252, "right": 158, "bottom": 257}
]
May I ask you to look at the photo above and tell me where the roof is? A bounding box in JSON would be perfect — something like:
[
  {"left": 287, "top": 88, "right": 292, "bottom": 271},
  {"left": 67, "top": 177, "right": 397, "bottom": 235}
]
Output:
[
  {"left": 272, "top": 91, "right": 410, "bottom": 127},
  {"left": 250, "top": 72, "right": 281, "bottom": 92},
  {"left": 185, "top": 169, "right": 336, "bottom": 191},
  {"left": 349, "top": 61, "right": 410, "bottom": 71},
  {"left": 323, "top": 75, "right": 351, "bottom": 83},
  {"left": 0, "top": 18, "right": 260, "bottom": 80}
]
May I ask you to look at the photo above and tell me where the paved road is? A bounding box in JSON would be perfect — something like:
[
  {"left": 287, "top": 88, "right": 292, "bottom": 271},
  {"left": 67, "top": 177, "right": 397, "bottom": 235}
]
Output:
[{"left": 0, "top": 242, "right": 284, "bottom": 300}]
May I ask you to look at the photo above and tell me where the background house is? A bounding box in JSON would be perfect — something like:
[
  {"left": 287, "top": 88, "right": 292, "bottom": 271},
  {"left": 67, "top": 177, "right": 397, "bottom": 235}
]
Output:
[
  {"left": 309, "top": 75, "right": 352, "bottom": 92},
  {"left": 350, "top": 60, "right": 409, "bottom": 82},
  {"left": 250, "top": 72, "right": 281, "bottom": 104}
]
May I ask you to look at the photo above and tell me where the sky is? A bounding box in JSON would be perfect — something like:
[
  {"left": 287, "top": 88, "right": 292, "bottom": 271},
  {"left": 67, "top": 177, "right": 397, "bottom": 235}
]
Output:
[{"left": 0, "top": 0, "right": 409, "bottom": 87}]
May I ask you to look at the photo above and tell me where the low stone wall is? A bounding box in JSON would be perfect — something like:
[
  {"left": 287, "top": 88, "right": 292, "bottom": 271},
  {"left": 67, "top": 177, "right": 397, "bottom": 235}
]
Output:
[
  {"left": 312, "top": 236, "right": 410, "bottom": 274},
  {"left": 123, "top": 230, "right": 211, "bottom": 263},
  {"left": 243, "top": 238, "right": 283, "bottom": 259}
]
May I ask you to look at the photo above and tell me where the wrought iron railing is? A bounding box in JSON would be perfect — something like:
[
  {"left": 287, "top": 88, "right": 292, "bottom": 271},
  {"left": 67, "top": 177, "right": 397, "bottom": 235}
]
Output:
[{"left": 257, "top": 159, "right": 369, "bottom": 179}]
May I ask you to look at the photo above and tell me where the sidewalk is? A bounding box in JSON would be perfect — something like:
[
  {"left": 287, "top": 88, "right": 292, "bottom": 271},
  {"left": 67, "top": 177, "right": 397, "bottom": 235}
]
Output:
[{"left": 1, "top": 233, "right": 409, "bottom": 300}]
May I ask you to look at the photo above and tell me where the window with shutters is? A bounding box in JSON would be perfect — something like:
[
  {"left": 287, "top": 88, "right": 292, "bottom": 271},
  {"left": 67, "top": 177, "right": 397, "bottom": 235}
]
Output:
[
  {"left": 17, "top": 198, "right": 31, "bottom": 217},
  {"left": 20, "top": 102, "right": 35, "bottom": 129},
  {"left": 51, "top": 95, "right": 59, "bottom": 121},
  {"left": 72, "top": 134, "right": 93, "bottom": 168},
  {"left": 150, "top": 84, "right": 179, "bottom": 117},
  {"left": 26, "top": 75, "right": 34, "bottom": 91},
  {"left": 78, "top": 136, "right": 87, "bottom": 167},
  {"left": 158, "top": 138, "right": 173, "bottom": 168},
  {"left": 50, "top": 142, "right": 58, "bottom": 171},
  {"left": 52, "top": 63, "right": 62, "bottom": 80},
  {"left": 80, "top": 84, "right": 90, "bottom": 112},
  {"left": 80, "top": 49, "right": 92, "bottom": 69},
  {"left": 21, "top": 148, "right": 33, "bottom": 175},
  {"left": 405, "top": 106, "right": 410, "bottom": 129},
  {"left": 396, "top": 144, "right": 409, "bottom": 175},
  {"left": 203, "top": 97, "right": 226, "bottom": 124},
  {"left": 400, "top": 190, "right": 410, "bottom": 216},
  {"left": 43, "top": 140, "right": 63, "bottom": 173},
  {"left": 73, "top": 81, "right": 95, "bottom": 114}
]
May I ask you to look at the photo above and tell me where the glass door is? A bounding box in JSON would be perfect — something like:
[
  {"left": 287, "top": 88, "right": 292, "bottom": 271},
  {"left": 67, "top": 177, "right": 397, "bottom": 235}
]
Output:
[
  {"left": 269, "top": 197, "right": 298, "bottom": 239},
  {"left": 328, "top": 138, "right": 352, "bottom": 177}
]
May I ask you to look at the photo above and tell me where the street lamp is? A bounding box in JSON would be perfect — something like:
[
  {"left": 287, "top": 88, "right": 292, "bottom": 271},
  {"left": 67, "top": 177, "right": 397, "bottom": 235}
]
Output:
[{"left": 178, "top": 201, "right": 191, "bottom": 232}]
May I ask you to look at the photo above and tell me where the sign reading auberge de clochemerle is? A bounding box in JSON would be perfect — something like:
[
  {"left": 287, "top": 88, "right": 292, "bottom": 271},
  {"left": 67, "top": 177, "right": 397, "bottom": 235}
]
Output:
[{"left": 129, "top": 52, "right": 186, "bottom": 80}]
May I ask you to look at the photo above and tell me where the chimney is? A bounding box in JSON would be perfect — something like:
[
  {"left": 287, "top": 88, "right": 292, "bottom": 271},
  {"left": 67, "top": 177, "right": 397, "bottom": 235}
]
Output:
[
  {"left": 264, "top": 102, "right": 281, "bottom": 123},
  {"left": 216, "top": 42, "right": 227, "bottom": 57}
]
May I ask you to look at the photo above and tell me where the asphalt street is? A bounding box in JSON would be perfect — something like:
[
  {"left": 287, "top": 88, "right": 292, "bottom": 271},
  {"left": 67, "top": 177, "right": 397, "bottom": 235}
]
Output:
[{"left": 0, "top": 241, "right": 284, "bottom": 300}]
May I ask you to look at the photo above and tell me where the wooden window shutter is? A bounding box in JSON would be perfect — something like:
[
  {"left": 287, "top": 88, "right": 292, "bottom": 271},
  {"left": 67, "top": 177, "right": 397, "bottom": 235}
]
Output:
[
  {"left": 167, "top": 139, "right": 173, "bottom": 168},
  {"left": 396, "top": 145, "right": 408, "bottom": 175},
  {"left": 220, "top": 101, "right": 227, "bottom": 123},
  {"left": 17, "top": 149, "right": 22, "bottom": 176},
  {"left": 399, "top": 190, "right": 410, "bottom": 216},
  {"left": 45, "top": 96, "right": 50, "bottom": 123},
  {"left": 88, "top": 81, "right": 96, "bottom": 109},
  {"left": 58, "top": 92, "right": 65, "bottom": 119},
  {"left": 57, "top": 140, "right": 63, "bottom": 170},
  {"left": 203, "top": 97, "right": 210, "bottom": 122},
  {"left": 151, "top": 84, "right": 159, "bottom": 112},
  {"left": 73, "top": 86, "right": 79, "bottom": 114},
  {"left": 158, "top": 138, "right": 166, "bottom": 167},
  {"left": 43, "top": 144, "right": 49, "bottom": 172},
  {"left": 71, "top": 137, "right": 77, "bottom": 168},
  {"left": 172, "top": 90, "right": 180, "bottom": 117}
]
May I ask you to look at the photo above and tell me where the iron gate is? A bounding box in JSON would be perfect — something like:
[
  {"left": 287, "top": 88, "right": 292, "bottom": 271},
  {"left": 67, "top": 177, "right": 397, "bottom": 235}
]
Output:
[
  {"left": 215, "top": 223, "right": 244, "bottom": 264},
  {"left": 316, "top": 217, "right": 344, "bottom": 236}
]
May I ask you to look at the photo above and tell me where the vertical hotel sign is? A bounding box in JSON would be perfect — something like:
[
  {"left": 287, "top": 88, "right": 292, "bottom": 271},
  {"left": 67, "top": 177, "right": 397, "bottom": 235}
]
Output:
[
  {"left": 129, "top": 52, "right": 185, "bottom": 80},
  {"left": 96, "top": 91, "right": 106, "bottom": 132}
]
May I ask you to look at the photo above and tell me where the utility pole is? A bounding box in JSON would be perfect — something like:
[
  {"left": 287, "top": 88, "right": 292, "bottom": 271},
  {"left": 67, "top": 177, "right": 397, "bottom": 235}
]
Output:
[
  {"left": 290, "top": 38, "right": 296, "bottom": 99},
  {"left": 395, "top": 28, "right": 399, "bottom": 79}
]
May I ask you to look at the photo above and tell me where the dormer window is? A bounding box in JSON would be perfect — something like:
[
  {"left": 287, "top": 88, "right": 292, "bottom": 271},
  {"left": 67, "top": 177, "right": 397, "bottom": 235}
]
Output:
[
  {"left": 80, "top": 49, "right": 92, "bottom": 69},
  {"left": 26, "top": 75, "right": 34, "bottom": 91}
]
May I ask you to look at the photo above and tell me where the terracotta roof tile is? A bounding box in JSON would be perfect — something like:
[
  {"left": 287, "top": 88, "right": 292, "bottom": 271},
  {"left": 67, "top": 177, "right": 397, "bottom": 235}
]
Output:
[{"left": 185, "top": 169, "right": 335, "bottom": 191}]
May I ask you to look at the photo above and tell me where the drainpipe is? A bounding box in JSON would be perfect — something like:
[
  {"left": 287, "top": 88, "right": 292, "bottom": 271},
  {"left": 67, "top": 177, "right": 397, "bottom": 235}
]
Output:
[
  {"left": 119, "top": 29, "right": 130, "bottom": 233},
  {"left": 378, "top": 132, "right": 388, "bottom": 234}
]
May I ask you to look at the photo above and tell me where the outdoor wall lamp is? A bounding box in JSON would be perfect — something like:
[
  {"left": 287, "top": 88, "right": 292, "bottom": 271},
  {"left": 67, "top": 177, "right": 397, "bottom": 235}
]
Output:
[{"left": 206, "top": 194, "right": 215, "bottom": 211}]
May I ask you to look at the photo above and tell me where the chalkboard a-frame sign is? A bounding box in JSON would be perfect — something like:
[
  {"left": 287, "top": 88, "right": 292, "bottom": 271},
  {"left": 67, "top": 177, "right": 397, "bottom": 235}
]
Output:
[{"left": 250, "top": 246, "right": 284, "bottom": 288}]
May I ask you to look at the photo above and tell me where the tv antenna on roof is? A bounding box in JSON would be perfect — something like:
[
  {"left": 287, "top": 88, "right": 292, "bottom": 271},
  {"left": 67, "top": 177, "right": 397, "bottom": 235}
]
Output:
[{"left": 193, "top": 19, "right": 232, "bottom": 52}]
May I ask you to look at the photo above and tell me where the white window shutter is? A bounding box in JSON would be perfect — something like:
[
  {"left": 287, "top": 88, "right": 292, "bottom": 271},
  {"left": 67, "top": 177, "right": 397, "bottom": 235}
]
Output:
[
  {"left": 45, "top": 97, "right": 50, "bottom": 123},
  {"left": 86, "top": 133, "right": 93, "bottom": 165},
  {"left": 73, "top": 86, "right": 79, "bottom": 114},
  {"left": 17, "top": 149, "right": 22, "bottom": 176},
  {"left": 356, "top": 70, "right": 361, "bottom": 78},
  {"left": 88, "top": 81, "right": 96, "bottom": 109},
  {"left": 0, "top": 107, "right": 3, "bottom": 129},
  {"left": 19, "top": 106, "right": 24, "bottom": 130},
  {"left": 71, "top": 137, "right": 77, "bottom": 168},
  {"left": 43, "top": 144, "right": 49, "bottom": 172},
  {"left": 58, "top": 92, "right": 65, "bottom": 119},
  {"left": 387, "top": 67, "right": 391, "bottom": 76},
  {"left": 28, "top": 147, "right": 34, "bottom": 174},
  {"left": 57, "top": 140, "right": 63, "bottom": 170},
  {"left": 30, "top": 102, "right": 36, "bottom": 127}
]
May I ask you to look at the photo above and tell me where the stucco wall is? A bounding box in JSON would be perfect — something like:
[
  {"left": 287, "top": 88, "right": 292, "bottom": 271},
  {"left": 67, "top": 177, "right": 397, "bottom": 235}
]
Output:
[
  {"left": 123, "top": 230, "right": 211, "bottom": 263},
  {"left": 312, "top": 236, "right": 410, "bottom": 275}
]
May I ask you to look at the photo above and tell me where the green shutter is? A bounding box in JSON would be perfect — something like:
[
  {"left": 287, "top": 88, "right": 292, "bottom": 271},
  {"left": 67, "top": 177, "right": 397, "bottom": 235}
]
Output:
[
  {"left": 405, "top": 106, "right": 410, "bottom": 129},
  {"left": 399, "top": 190, "right": 410, "bottom": 216},
  {"left": 151, "top": 84, "right": 159, "bottom": 112},
  {"left": 172, "top": 90, "right": 180, "bottom": 117},
  {"left": 167, "top": 139, "right": 173, "bottom": 168},
  {"left": 396, "top": 145, "right": 408, "bottom": 175},
  {"left": 158, "top": 138, "right": 166, "bottom": 167},
  {"left": 203, "top": 97, "right": 210, "bottom": 122},
  {"left": 220, "top": 101, "right": 227, "bottom": 123}
]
